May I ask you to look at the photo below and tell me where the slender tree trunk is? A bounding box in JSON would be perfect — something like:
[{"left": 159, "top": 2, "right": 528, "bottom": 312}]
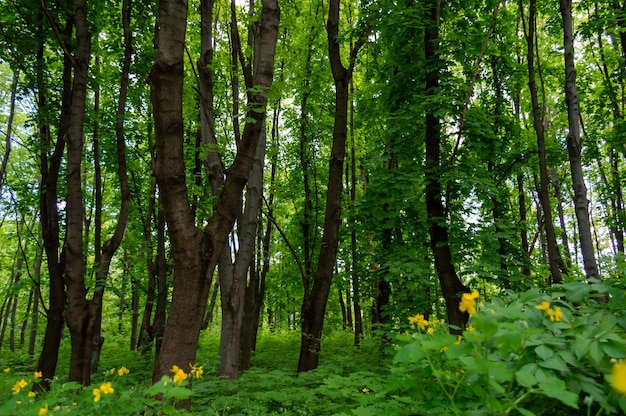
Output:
[
  {"left": 559, "top": 0, "right": 601, "bottom": 281},
  {"left": 297, "top": 0, "right": 366, "bottom": 372},
  {"left": 35, "top": 16, "right": 72, "bottom": 391},
  {"left": 424, "top": 0, "right": 468, "bottom": 333},
  {"left": 64, "top": 0, "right": 93, "bottom": 385},
  {"left": 522, "top": 0, "right": 566, "bottom": 284},
  {"left": 89, "top": 0, "right": 133, "bottom": 372},
  {"left": 0, "top": 72, "right": 18, "bottom": 195}
]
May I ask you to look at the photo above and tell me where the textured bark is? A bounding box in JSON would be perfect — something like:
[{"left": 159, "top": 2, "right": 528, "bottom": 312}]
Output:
[
  {"left": 424, "top": 0, "right": 468, "bottom": 333},
  {"left": 64, "top": 0, "right": 92, "bottom": 385},
  {"left": 523, "top": 0, "right": 566, "bottom": 284},
  {"left": 0, "top": 72, "right": 17, "bottom": 195},
  {"left": 297, "top": 0, "right": 367, "bottom": 372},
  {"left": 35, "top": 17, "right": 71, "bottom": 390},
  {"left": 149, "top": 0, "right": 279, "bottom": 398},
  {"left": 89, "top": 0, "right": 133, "bottom": 370},
  {"left": 559, "top": 0, "right": 601, "bottom": 281}
]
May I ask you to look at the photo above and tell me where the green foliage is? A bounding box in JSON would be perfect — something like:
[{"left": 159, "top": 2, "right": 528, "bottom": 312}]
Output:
[{"left": 389, "top": 282, "right": 626, "bottom": 415}]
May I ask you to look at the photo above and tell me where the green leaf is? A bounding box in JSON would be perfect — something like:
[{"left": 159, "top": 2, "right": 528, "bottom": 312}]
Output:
[
  {"left": 515, "top": 369, "right": 537, "bottom": 387},
  {"left": 538, "top": 378, "right": 579, "bottom": 408},
  {"left": 515, "top": 407, "right": 537, "bottom": 416},
  {"left": 535, "top": 345, "right": 554, "bottom": 360}
]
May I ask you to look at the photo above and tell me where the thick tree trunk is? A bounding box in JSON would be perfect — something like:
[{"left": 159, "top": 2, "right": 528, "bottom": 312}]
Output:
[
  {"left": 297, "top": 0, "right": 366, "bottom": 372},
  {"left": 424, "top": 0, "right": 468, "bottom": 333},
  {"left": 524, "top": 0, "right": 566, "bottom": 285},
  {"left": 149, "top": 0, "right": 278, "bottom": 400},
  {"left": 559, "top": 0, "right": 601, "bottom": 281}
]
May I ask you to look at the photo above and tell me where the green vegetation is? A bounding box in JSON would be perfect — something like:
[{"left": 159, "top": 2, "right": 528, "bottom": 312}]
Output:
[{"left": 1, "top": 278, "right": 625, "bottom": 415}]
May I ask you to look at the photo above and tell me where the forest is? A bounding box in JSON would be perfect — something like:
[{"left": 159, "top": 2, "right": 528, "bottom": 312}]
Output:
[{"left": 0, "top": 0, "right": 625, "bottom": 414}]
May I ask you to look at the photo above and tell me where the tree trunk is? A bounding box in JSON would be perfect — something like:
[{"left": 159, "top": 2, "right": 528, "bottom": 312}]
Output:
[
  {"left": 64, "top": 0, "right": 92, "bottom": 385},
  {"left": 559, "top": 0, "right": 601, "bottom": 281},
  {"left": 35, "top": 16, "right": 72, "bottom": 391},
  {"left": 523, "top": 0, "right": 566, "bottom": 285},
  {"left": 424, "top": 0, "right": 468, "bottom": 333},
  {"left": 0, "top": 71, "right": 18, "bottom": 195},
  {"left": 149, "top": 0, "right": 279, "bottom": 401},
  {"left": 297, "top": 0, "right": 366, "bottom": 372}
]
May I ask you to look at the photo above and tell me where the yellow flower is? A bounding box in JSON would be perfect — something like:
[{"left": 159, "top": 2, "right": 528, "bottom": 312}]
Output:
[
  {"left": 93, "top": 388, "right": 101, "bottom": 402},
  {"left": 546, "top": 306, "right": 563, "bottom": 322},
  {"left": 171, "top": 365, "right": 188, "bottom": 385},
  {"left": 12, "top": 379, "right": 28, "bottom": 393},
  {"left": 455, "top": 335, "right": 463, "bottom": 345},
  {"left": 466, "top": 325, "right": 475, "bottom": 331},
  {"left": 38, "top": 403, "right": 48, "bottom": 416},
  {"left": 408, "top": 313, "right": 429, "bottom": 331},
  {"left": 611, "top": 360, "right": 626, "bottom": 395},
  {"left": 440, "top": 346, "right": 448, "bottom": 353},
  {"left": 28, "top": 391, "right": 36, "bottom": 398},
  {"left": 3, "top": 367, "right": 10, "bottom": 373},
  {"left": 361, "top": 387, "right": 370, "bottom": 393},
  {"left": 536, "top": 301, "right": 551, "bottom": 311},
  {"left": 190, "top": 364, "right": 204, "bottom": 378},
  {"left": 100, "top": 382, "right": 114, "bottom": 394},
  {"left": 33, "top": 371, "right": 42, "bottom": 379},
  {"left": 459, "top": 291, "right": 479, "bottom": 315},
  {"left": 427, "top": 327, "right": 434, "bottom": 335},
  {"left": 117, "top": 366, "right": 129, "bottom": 376},
  {"left": 108, "top": 368, "right": 116, "bottom": 375}
]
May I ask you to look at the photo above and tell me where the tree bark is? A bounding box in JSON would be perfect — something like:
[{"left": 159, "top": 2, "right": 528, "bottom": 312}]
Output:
[
  {"left": 64, "top": 0, "right": 92, "bottom": 385},
  {"left": 297, "top": 0, "right": 367, "bottom": 372},
  {"left": 424, "top": 0, "right": 468, "bottom": 333},
  {"left": 522, "top": 0, "right": 566, "bottom": 284},
  {"left": 35, "top": 16, "right": 72, "bottom": 391},
  {"left": 149, "top": 0, "right": 279, "bottom": 400},
  {"left": 559, "top": 0, "right": 601, "bottom": 281}
]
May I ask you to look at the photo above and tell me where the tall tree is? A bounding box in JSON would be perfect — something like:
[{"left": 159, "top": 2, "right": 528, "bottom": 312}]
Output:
[
  {"left": 297, "top": 0, "right": 367, "bottom": 372},
  {"left": 559, "top": 0, "right": 600, "bottom": 281},
  {"left": 521, "top": 0, "right": 566, "bottom": 284},
  {"left": 423, "top": 0, "right": 468, "bottom": 332},
  {"left": 148, "top": 0, "right": 279, "bottom": 400}
]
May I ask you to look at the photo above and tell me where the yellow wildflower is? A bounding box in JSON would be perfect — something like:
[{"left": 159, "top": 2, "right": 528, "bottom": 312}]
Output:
[
  {"left": 547, "top": 307, "right": 563, "bottom": 322},
  {"left": 108, "top": 368, "right": 116, "bottom": 375},
  {"left": 455, "top": 335, "right": 463, "bottom": 345},
  {"left": 33, "top": 371, "right": 42, "bottom": 379},
  {"left": 427, "top": 327, "right": 434, "bottom": 335},
  {"left": 459, "top": 291, "right": 479, "bottom": 315},
  {"left": 100, "top": 382, "right": 114, "bottom": 394},
  {"left": 117, "top": 366, "right": 129, "bottom": 376},
  {"left": 190, "top": 364, "right": 204, "bottom": 378},
  {"left": 3, "top": 367, "right": 10, "bottom": 373},
  {"left": 611, "top": 360, "right": 626, "bottom": 395},
  {"left": 171, "top": 365, "right": 188, "bottom": 385},
  {"left": 408, "top": 313, "right": 429, "bottom": 331},
  {"left": 467, "top": 325, "right": 475, "bottom": 331},
  {"left": 440, "top": 346, "right": 448, "bottom": 353},
  {"left": 12, "top": 379, "right": 28, "bottom": 393},
  {"left": 38, "top": 403, "right": 48, "bottom": 416},
  {"left": 93, "top": 388, "right": 101, "bottom": 402},
  {"left": 536, "top": 300, "right": 551, "bottom": 311},
  {"left": 28, "top": 391, "right": 36, "bottom": 398},
  {"left": 361, "top": 387, "right": 370, "bottom": 393}
]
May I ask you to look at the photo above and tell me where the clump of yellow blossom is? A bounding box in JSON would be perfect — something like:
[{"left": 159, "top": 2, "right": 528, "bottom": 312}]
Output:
[
  {"left": 28, "top": 391, "right": 36, "bottom": 398},
  {"left": 3, "top": 367, "right": 10, "bottom": 373},
  {"left": 536, "top": 301, "right": 563, "bottom": 322},
  {"left": 38, "top": 403, "right": 48, "bottom": 416},
  {"left": 427, "top": 327, "right": 435, "bottom": 335},
  {"left": 117, "top": 366, "right": 130, "bottom": 376},
  {"left": 408, "top": 313, "right": 429, "bottom": 331},
  {"left": 190, "top": 364, "right": 204, "bottom": 378},
  {"left": 611, "top": 360, "right": 626, "bottom": 395},
  {"left": 12, "top": 379, "right": 28, "bottom": 393},
  {"left": 170, "top": 365, "right": 188, "bottom": 385},
  {"left": 93, "top": 382, "right": 114, "bottom": 402},
  {"left": 459, "top": 291, "right": 479, "bottom": 315}
]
